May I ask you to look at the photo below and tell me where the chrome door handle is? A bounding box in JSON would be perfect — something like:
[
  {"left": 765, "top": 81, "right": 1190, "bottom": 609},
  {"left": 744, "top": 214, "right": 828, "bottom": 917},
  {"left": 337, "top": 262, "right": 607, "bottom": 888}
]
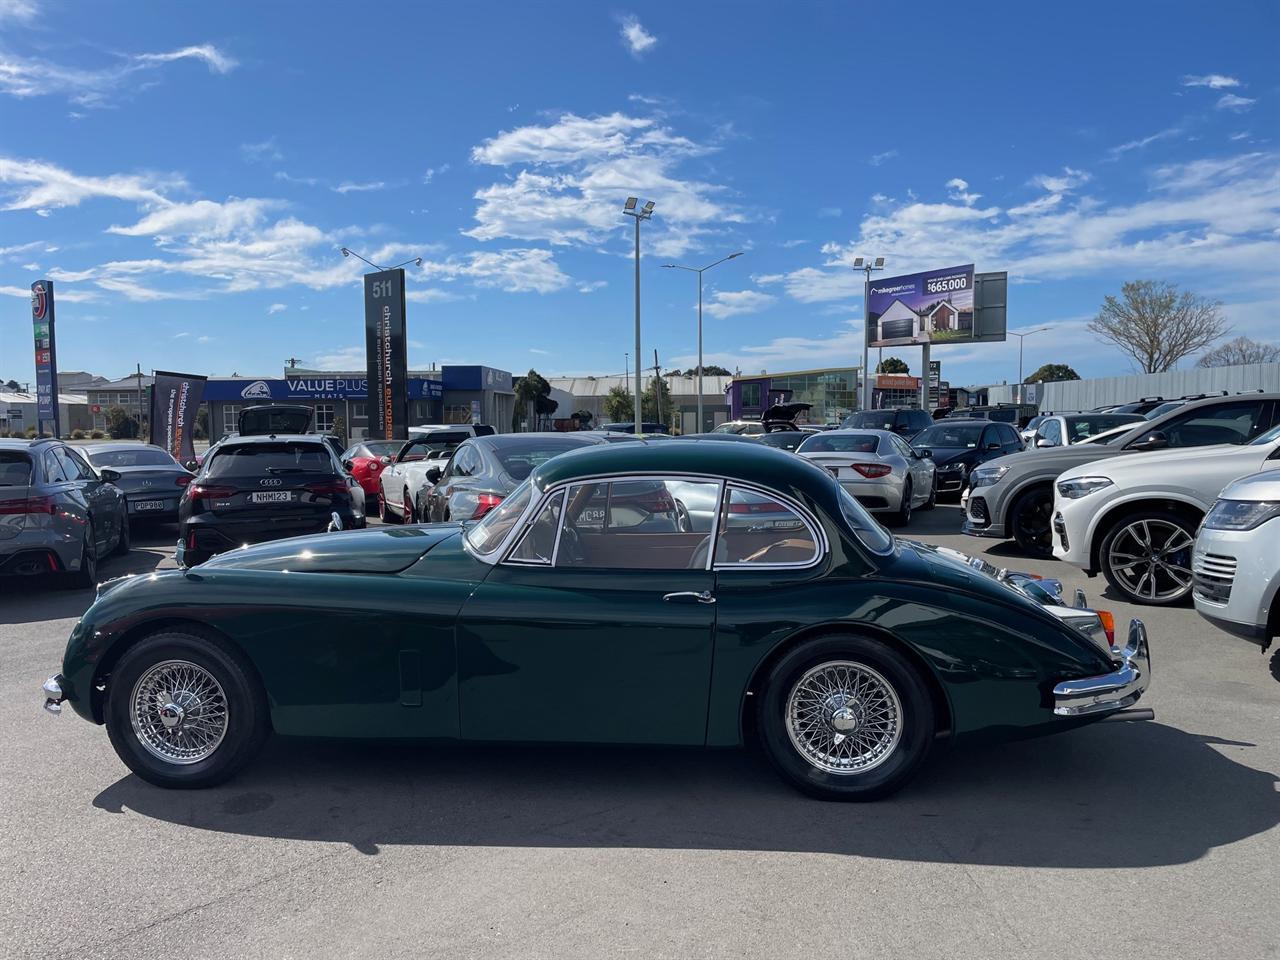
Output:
[{"left": 662, "top": 590, "right": 716, "bottom": 604}]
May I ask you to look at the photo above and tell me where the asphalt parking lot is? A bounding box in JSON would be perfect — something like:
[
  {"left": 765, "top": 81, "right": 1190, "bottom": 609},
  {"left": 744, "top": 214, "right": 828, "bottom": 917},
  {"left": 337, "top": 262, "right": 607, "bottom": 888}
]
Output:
[{"left": 2, "top": 506, "right": 1277, "bottom": 960}]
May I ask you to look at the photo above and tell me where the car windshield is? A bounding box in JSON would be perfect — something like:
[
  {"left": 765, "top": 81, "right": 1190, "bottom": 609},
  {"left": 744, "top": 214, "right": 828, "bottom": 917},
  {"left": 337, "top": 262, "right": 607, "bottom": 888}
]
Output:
[
  {"left": 86, "top": 448, "right": 178, "bottom": 468},
  {"left": 206, "top": 442, "right": 333, "bottom": 477},
  {"left": 836, "top": 483, "right": 893, "bottom": 554},
  {"left": 1248, "top": 423, "right": 1280, "bottom": 446},
  {"left": 494, "top": 438, "right": 592, "bottom": 481},
  {"left": 798, "top": 433, "right": 880, "bottom": 454},
  {"left": 0, "top": 451, "right": 33, "bottom": 486},
  {"left": 1143, "top": 401, "right": 1184, "bottom": 419},
  {"left": 1062, "top": 414, "right": 1146, "bottom": 443},
  {"left": 465, "top": 479, "right": 533, "bottom": 554},
  {"left": 358, "top": 441, "right": 402, "bottom": 458},
  {"left": 911, "top": 424, "right": 984, "bottom": 448},
  {"left": 756, "top": 432, "right": 803, "bottom": 450},
  {"left": 843, "top": 411, "right": 898, "bottom": 430},
  {"left": 1077, "top": 425, "right": 1133, "bottom": 445}
]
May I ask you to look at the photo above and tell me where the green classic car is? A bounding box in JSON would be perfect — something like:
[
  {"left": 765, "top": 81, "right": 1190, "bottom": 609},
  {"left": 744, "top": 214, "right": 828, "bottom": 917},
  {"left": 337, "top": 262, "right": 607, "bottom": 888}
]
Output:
[{"left": 43, "top": 440, "right": 1152, "bottom": 801}]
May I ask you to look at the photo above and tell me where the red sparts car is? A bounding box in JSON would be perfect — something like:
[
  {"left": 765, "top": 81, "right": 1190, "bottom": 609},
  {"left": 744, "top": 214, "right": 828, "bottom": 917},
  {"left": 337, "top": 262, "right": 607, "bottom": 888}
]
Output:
[{"left": 340, "top": 440, "right": 405, "bottom": 498}]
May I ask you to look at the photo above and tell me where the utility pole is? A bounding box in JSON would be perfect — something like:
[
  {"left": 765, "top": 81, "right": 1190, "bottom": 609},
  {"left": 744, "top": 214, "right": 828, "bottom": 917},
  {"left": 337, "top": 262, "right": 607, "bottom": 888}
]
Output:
[
  {"left": 652, "top": 349, "right": 662, "bottom": 429},
  {"left": 135, "top": 363, "right": 144, "bottom": 441},
  {"left": 622, "top": 198, "right": 655, "bottom": 436}
]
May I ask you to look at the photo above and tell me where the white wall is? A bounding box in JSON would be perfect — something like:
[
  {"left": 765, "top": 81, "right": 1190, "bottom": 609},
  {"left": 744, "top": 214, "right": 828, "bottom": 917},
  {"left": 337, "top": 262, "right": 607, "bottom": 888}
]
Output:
[{"left": 1040, "top": 363, "right": 1280, "bottom": 410}]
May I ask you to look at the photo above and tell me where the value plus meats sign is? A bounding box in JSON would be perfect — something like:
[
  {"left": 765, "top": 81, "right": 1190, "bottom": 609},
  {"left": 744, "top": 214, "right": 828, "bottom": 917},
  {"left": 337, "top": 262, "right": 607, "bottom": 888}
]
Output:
[
  {"left": 31, "top": 279, "right": 61, "bottom": 437},
  {"left": 363, "top": 269, "right": 408, "bottom": 440}
]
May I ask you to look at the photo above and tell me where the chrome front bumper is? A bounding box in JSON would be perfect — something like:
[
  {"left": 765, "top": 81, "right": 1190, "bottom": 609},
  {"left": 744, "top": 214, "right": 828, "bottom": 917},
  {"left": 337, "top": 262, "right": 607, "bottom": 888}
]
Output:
[
  {"left": 1052, "top": 619, "right": 1151, "bottom": 717},
  {"left": 43, "top": 675, "right": 65, "bottom": 715}
]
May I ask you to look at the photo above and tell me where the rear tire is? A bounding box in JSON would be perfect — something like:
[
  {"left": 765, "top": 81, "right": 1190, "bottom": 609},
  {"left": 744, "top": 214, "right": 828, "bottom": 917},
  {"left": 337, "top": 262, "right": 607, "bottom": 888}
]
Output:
[
  {"left": 104, "top": 629, "right": 270, "bottom": 789},
  {"left": 893, "top": 480, "right": 913, "bottom": 527},
  {"left": 113, "top": 515, "right": 131, "bottom": 557},
  {"left": 66, "top": 522, "right": 97, "bottom": 589},
  {"left": 1009, "top": 486, "right": 1054, "bottom": 558},
  {"left": 757, "top": 635, "right": 934, "bottom": 801}
]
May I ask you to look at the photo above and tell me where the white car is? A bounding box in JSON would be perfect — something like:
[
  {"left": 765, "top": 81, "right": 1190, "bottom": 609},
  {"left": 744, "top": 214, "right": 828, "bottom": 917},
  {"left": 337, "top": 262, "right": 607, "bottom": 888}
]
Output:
[
  {"left": 377, "top": 428, "right": 475, "bottom": 523},
  {"left": 1192, "top": 469, "right": 1280, "bottom": 652},
  {"left": 1051, "top": 423, "right": 1280, "bottom": 605}
]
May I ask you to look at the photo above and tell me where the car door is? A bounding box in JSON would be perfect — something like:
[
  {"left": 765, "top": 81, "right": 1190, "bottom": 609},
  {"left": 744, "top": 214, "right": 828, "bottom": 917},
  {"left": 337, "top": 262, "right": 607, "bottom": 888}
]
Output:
[
  {"left": 457, "top": 476, "right": 721, "bottom": 745},
  {"left": 431, "top": 445, "right": 478, "bottom": 520},
  {"left": 1037, "top": 418, "right": 1063, "bottom": 448},
  {"left": 889, "top": 434, "right": 931, "bottom": 499},
  {"left": 54, "top": 446, "right": 118, "bottom": 553}
]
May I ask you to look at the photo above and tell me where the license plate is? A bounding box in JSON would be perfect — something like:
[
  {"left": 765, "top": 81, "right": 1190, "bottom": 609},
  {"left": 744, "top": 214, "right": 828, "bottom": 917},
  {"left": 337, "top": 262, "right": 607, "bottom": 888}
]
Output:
[
  {"left": 133, "top": 500, "right": 166, "bottom": 511},
  {"left": 249, "top": 491, "right": 292, "bottom": 504}
]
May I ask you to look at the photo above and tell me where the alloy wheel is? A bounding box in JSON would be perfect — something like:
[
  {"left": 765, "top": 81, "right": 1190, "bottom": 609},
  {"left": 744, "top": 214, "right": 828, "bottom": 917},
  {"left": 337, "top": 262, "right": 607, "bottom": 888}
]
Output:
[
  {"left": 1107, "top": 517, "right": 1194, "bottom": 602},
  {"left": 785, "top": 660, "right": 902, "bottom": 774},
  {"left": 129, "top": 659, "right": 229, "bottom": 764}
]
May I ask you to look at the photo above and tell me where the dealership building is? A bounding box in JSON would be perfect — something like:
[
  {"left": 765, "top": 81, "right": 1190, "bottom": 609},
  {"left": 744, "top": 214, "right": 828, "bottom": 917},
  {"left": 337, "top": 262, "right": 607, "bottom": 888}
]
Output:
[{"left": 725, "top": 367, "right": 862, "bottom": 425}]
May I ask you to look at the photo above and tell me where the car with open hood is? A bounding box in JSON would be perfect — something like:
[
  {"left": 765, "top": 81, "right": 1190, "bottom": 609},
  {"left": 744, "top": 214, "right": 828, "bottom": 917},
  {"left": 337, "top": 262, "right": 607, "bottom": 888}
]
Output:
[{"left": 44, "top": 440, "right": 1152, "bottom": 802}]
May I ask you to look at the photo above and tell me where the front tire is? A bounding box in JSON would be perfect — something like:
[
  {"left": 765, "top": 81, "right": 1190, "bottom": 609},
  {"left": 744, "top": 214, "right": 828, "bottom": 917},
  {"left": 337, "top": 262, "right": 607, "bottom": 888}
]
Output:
[
  {"left": 757, "top": 635, "right": 934, "bottom": 801},
  {"left": 1099, "top": 510, "right": 1197, "bottom": 606},
  {"left": 403, "top": 491, "right": 416, "bottom": 524},
  {"left": 892, "top": 480, "right": 913, "bottom": 527},
  {"left": 378, "top": 490, "right": 398, "bottom": 524},
  {"left": 919, "top": 476, "right": 937, "bottom": 511},
  {"left": 105, "top": 630, "right": 270, "bottom": 789}
]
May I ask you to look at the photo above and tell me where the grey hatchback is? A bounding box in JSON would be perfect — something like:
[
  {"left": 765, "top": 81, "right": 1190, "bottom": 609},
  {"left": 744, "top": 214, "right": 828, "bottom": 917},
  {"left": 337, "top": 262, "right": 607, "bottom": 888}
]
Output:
[{"left": 0, "top": 438, "right": 129, "bottom": 587}]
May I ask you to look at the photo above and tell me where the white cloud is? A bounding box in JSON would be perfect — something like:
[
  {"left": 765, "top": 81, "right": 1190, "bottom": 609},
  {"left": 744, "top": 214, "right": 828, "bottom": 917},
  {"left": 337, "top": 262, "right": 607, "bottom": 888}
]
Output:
[
  {"left": 1182, "top": 74, "right": 1241, "bottom": 89},
  {"left": 267, "top": 303, "right": 286, "bottom": 314},
  {"left": 274, "top": 171, "right": 322, "bottom": 187},
  {"left": 1030, "top": 167, "right": 1090, "bottom": 194},
  {"left": 404, "top": 287, "right": 461, "bottom": 303},
  {"left": 332, "top": 180, "right": 386, "bottom": 194},
  {"left": 577, "top": 280, "right": 607, "bottom": 293},
  {"left": 529, "top": 348, "right": 551, "bottom": 355},
  {"left": 466, "top": 112, "right": 739, "bottom": 258},
  {"left": 869, "top": 150, "right": 898, "bottom": 167},
  {"left": 420, "top": 248, "right": 569, "bottom": 294},
  {"left": 755, "top": 267, "right": 865, "bottom": 304},
  {"left": 619, "top": 15, "right": 657, "bottom": 57},
  {"left": 196, "top": 335, "right": 214, "bottom": 344},
  {"left": 1217, "top": 94, "right": 1256, "bottom": 112},
  {"left": 422, "top": 164, "right": 450, "bottom": 184},
  {"left": 1108, "top": 127, "right": 1180, "bottom": 157},
  {"left": 0, "top": 156, "right": 178, "bottom": 212},
  {"left": 0, "top": 0, "right": 39, "bottom": 22},
  {"left": 173, "top": 332, "right": 190, "bottom": 338},
  {"left": 240, "top": 139, "right": 283, "bottom": 164},
  {"left": 310, "top": 346, "right": 366, "bottom": 370},
  {"left": 107, "top": 198, "right": 280, "bottom": 238},
  {"left": 94, "top": 277, "right": 194, "bottom": 301},
  {"left": 946, "top": 177, "right": 981, "bottom": 205},
  {"left": 0, "top": 43, "right": 236, "bottom": 106},
  {"left": 675, "top": 318, "right": 865, "bottom": 373},
  {"left": 703, "top": 289, "right": 776, "bottom": 319},
  {"left": 0, "top": 283, "right": 96, "bottom": 302}
]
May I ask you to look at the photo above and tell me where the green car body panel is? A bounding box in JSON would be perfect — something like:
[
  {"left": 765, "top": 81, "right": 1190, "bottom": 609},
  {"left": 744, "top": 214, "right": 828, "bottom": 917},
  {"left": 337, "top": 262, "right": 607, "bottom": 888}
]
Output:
[{"left": 58, "top": 441, "right": 1117, "bottom": 748}]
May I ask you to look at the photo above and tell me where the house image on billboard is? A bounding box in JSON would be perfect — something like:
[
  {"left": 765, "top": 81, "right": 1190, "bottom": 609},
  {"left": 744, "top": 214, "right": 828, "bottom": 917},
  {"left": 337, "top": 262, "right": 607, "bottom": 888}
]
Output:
[
  {"left": 874, "top": 297, "right": 976, "bottom": 343},
  {"left": 876, "top": 298, "right": 921, "bottom": 341}
]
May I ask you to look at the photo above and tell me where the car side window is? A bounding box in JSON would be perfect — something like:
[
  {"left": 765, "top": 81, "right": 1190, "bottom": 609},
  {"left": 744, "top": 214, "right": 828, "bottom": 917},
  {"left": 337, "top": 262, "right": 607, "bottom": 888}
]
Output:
[
  {"left": 61, "top": 448, "right": 96, "bottom": 480},
  {"left": 714, "top": 487, "right": 820, "bottom": 567},
  {"left": 1150, "top": 400, "right": 1268, "bottom": 448},
  {"left": 909, "top": 410, "right": 932, "bottom": 433},
  {"left": 508, "top": 490, "right": 565, "bottom": 564},
  {"left": 452, "top": 447, "right": 478, "bottom": 477},
  {"left": 1002, "top": 424, "right": 1021, "bottom": 448},
  {"left": 43, "top": 449, "right": 67, "bottom": 483},
  {"left": 553, "top": 478, "right": 720, "bottom": 570},
  {"left": 889, "top": 435, "right": 913, "bottom": 458},
  {"left": 1040, "top": 419, "right": 1062, "bottom": 445}
]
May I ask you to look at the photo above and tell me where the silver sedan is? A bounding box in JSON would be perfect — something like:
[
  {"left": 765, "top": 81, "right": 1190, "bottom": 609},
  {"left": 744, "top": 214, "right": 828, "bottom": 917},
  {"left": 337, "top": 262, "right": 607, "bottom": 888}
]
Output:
[{"left": 797, "top": 428, "right": 936, "bottom": 525}]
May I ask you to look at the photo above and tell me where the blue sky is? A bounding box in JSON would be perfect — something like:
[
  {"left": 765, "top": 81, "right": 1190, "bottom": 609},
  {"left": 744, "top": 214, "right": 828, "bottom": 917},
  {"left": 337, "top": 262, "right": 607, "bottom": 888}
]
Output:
[{"left": 1, "top": 0, "right": 1277, "bottom": 389}]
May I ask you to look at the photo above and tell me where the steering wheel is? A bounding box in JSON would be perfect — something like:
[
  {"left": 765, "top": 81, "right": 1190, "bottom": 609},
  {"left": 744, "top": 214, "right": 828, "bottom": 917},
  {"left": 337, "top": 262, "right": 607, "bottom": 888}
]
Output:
[{"left": 558, "top": 525, "right": 586, "bottom": 565}]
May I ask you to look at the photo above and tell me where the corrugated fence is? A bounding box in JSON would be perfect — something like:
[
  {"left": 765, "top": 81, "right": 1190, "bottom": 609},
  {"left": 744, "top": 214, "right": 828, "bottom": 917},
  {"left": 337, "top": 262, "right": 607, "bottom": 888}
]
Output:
[{"left": 1039, "top": 363, "right": 1280, "bottom": 411}]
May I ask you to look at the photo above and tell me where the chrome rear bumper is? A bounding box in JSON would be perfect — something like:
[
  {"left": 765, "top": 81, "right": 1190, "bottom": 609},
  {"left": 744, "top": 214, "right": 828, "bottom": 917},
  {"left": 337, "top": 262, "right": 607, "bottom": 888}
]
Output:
[{"left": 1053, "top": 618, "right": 1151, "bottom": 718}]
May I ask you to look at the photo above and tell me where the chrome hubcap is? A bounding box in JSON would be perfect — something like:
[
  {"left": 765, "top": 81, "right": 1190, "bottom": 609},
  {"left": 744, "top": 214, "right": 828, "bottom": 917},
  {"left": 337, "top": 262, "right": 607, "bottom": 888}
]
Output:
[
  {"left": 1108, "top": 519, "right": 1193, "bottom": 601},
  {"left": 130, "top": 660, "right": 228, "bottom": 765},
  {"left": 786, "top": 661, "right": 902, "bottom": 774}
]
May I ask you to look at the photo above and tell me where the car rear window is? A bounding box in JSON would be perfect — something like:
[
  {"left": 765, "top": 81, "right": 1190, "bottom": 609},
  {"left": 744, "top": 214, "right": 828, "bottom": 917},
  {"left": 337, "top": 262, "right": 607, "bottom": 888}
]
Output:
[
  {"left": 843, "top": 411, "right": 898, "bottom": 430},
  {"left": 206, "top": 442, "right": 334, "bottom": 477},
  {"left": 798, "top": 433, "right": 881, "bottom": 453},
  {"left": 86, "top": 448, "right": 178, "bottom": 468},
  {"left": 493, "top": 438, "right": 592, "bottom": 481},
  {"left": 0, "top": 451, "right": 32, "bottom": 486}
]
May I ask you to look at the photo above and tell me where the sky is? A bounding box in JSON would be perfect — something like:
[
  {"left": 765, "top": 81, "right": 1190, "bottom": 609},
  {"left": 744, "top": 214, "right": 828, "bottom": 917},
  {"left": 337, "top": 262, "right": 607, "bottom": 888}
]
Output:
[{"left": 1, "top": 0, "right": 1277, "bottom": 390}]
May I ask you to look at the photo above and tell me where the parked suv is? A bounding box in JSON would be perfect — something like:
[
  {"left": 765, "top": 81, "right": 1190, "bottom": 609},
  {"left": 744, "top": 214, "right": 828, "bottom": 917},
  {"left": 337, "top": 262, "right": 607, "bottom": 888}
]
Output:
[
  {"left": 1025, "top": 412, "right": 1146, "bottom": 448},
  {"left": 177, "top": 434, "right": 363, "bottom": 567},
  {"left": 963, "top": 393, "right": 1280, "bottom": 557},
  {"left": 841, "top": 407, "right": 934, "bottom": 440}
]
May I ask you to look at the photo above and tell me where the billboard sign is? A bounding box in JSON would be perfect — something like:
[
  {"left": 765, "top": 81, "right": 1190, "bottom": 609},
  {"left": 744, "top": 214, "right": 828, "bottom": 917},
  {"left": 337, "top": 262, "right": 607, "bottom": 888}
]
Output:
[
  {"left": 363, "top": 269, "right": 409, "bottom": 440},
  {"left": 31, "top": 279, "right": 60, "bottom": 436},
  {"left": 866, "top": 265, "right": 974, "bottom": 348},
  {"left": 150, "top": 371, "right": 207, "bottom": 465}
]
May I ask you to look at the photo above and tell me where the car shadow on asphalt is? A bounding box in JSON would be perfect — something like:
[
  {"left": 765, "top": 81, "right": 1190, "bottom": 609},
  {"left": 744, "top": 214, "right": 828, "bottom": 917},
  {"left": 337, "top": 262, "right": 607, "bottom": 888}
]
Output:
[{"left": 92, "top": 721, "right": 1278, "bottom": 868}]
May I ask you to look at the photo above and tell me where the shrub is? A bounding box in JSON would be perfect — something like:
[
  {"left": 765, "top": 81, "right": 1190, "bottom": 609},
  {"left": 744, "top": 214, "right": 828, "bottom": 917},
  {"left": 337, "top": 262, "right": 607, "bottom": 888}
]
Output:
[
  {"left": 71, "top": 428, "right": 86, "bottom": 439},
  {"left": 24, "top": 426, "right": 37, "bottom": 438},
  {"left": 90, "top": 429, "right": 107, "bottom": 439}
]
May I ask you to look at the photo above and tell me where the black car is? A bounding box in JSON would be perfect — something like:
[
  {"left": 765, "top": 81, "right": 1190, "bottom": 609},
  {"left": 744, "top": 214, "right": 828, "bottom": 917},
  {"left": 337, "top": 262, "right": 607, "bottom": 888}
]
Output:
[
  {"left": 909, "top": 419, "right": 1023, "bottom": 497},
  {"left": 81, "top": 442, "right": 193, "bottom": 524},
  {"left": 419, "top": 432, "right": 608, "bottom": 522},
  {"left": 598, "top": 422, "right": 668, "bottom": 435},
  {"left": 842, "top": 407, "right": 934, "bottom": 440},
  {"left": 177, "top": 434, "right": 361, "bottom": 567}
]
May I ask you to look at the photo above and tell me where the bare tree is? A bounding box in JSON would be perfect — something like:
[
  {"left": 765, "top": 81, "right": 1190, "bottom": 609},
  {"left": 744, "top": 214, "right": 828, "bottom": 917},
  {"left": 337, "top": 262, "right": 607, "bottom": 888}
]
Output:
[
  {"left": 1197, "top": 335, "right": 1280, "bottom": 368},
  {"left": 1088, "top": 280, "right": 1229, "bottom": 373}
]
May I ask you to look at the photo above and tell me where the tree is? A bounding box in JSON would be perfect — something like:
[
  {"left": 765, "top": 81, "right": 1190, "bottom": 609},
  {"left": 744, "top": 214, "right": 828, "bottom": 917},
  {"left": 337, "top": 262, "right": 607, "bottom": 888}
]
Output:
[
  {"left": 513, "top": 369, "right": 555, "bottom": 431},
  {"left": 670, "top": 364, "right": 732, "bottom": 377},
  {"left": 1197, "top": 335, "right": 1280, "bottom": 368},
  {"left": 194, "top": 406, "right": 209, "bottom": 440},
  {"left": 876, "top": 357, "right": 909, "bottom": 374},
  {"left": 603, "top": 385, "right": 633, "bottom": 423},
  {"left": 572, "top": 409, "right": 594, "bottom": 429},
  {"left": 331, "top": 415, "right": 348, "bottom": 444},
  {"left": 105, "top": 405, "right": 139, "bottom": 439},
  {"left": 1025, "top": 363, "right": 1080, "bottom": 383},
  {"left": 3, "top": 379, "right": 19, "bottom": 391},
  {"left": 1088, "top": 280, "right": 1229, "bottom": 374},
  {"left": 642, "top": 376, "right": 674, "bottom": 430}
]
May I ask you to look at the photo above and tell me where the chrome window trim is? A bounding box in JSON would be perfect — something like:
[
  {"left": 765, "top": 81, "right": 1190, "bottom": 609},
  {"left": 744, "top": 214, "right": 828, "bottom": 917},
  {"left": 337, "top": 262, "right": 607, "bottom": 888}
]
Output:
[
  {"left": 463, "top": 480, "right": 542, "bottom": 564},
  {"left": 505, "top": 488, "right": 567, "bottom": 567},
  {"left": 712, "top": 481, "right": 826, "bottom": 571}
]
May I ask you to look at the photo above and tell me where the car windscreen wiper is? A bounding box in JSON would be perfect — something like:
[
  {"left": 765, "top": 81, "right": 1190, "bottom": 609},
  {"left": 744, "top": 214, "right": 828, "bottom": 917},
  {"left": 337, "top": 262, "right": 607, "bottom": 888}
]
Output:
[{"left": 264, "top": 466, "right": 306, "bottom": 474}]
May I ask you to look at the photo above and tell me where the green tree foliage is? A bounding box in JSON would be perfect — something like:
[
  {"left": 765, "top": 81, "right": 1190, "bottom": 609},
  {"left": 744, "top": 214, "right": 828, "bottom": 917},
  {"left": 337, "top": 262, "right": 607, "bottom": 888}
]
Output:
[
  {"left": 194, "top": 406, "right": 209, "bottom": 440},
  {"left": 641, "top": 376, "right": 674, "bottom": 429},
  {"left": 105, "top": 405, "right": 139, "bottom": 439},
  {"left": 1089, "top": 280, "right": 1229, "bottom": 373},
  {"left": 876, "top": 357, "right": 909, "bottom": 374},
  {"left": 670, "top": 364, "right": 733, "bottom": 377},
  {"left": 603, "top": 385, "right": 633, "bottom": 423},
  {"left": 513, "top": 369, "right": 557, "bottom": 430},
  {"left": 572, "top": 409, "right": 594, "bottom": 429},
  {"left": 1025, "top": 363, "right": 1080, "bottom": 383}
]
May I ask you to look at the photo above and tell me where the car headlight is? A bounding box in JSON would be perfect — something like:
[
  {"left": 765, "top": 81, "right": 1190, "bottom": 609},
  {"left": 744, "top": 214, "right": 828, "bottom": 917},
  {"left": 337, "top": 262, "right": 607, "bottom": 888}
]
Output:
[
  {"left": 1203, "top": 498, "right": 1280, "bottom": 531},
  {"left": 940, "top": 461, "right": 968, "bottom": 474},
  {"left": 1056, "top": 476, "right": 1113, "bottom": 500},
  {"left": 969, "top": 464, "right": 1009, "bottom": 489}
]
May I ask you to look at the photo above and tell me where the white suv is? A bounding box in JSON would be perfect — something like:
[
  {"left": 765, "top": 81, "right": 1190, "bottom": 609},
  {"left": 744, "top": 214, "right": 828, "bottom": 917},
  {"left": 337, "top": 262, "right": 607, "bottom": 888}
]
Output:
[
  {"left": 1192, "top": 469, "right": 1280, "bottom": 652},
  {"left": 1052, "top": 422, "right": 1280, "bottom": 606}
]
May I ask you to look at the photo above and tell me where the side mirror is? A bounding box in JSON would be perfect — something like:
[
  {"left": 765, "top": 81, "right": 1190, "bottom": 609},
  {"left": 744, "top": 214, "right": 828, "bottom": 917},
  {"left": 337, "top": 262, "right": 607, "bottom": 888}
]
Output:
[
  {"left": 425, "top": 467, "right": 443, "bottom": 484},
  {"left": 1035, "top": 438, "right": 1055, "bottom": 448},
  {"left": 916, "top": 447, "right": 932, "bottom": 460},
  {"left": 99, "top": 468, "right": 122, "bottom": 483},
  {"left": 342, "top": 458, "right": 354, "bottom": 473},
  {"left": 1130, "top": 430, "right": 1169, "bottom": 451},
  {"left": 379, "top": 455, "right": 393, "bottom": 465},
  {"left": 183, "top": 459, "right": 199, "bottom": 472}
]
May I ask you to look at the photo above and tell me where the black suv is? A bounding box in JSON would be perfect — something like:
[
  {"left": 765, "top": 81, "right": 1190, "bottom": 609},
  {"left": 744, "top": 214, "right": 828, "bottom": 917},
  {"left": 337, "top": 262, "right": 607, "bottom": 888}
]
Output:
[
  {"left": 177, "top": 434, "right": 362, "bottom": 567},
  {"left": 841, "top": 407, "right": 934, "bottom": 440}
]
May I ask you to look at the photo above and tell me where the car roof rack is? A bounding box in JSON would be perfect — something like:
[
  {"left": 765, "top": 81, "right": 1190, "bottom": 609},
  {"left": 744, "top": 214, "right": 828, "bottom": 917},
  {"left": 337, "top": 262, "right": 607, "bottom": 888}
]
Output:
[
  {"left": 1136, "top": 396, "right": 1165, "bottom": 402},
  {"left": 1177, "top": 391, "right": 1229, "bottom": 401}
]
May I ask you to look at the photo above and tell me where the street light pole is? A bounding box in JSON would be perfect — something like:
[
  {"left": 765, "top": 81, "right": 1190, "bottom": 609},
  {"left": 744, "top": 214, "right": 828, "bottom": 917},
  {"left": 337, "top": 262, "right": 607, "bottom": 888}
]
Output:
[
  {"left": 852, "top": 256, "right": 885, "bottom": 410},
  {"left": 1010, "top": 327, "right": 1050, "bottom": 400},
  {"left": 662, "top": 251, "right": 743, "bottom": 432},
  {"left": 622, "top": 198, "right": 655, "bottom": 434}
]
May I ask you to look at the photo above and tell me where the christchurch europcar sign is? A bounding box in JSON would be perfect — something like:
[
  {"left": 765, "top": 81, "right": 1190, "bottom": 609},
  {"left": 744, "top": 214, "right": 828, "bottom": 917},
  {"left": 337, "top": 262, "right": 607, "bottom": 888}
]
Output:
[{"left": 363, "top": 269, "right": 409, "bottom": 440}]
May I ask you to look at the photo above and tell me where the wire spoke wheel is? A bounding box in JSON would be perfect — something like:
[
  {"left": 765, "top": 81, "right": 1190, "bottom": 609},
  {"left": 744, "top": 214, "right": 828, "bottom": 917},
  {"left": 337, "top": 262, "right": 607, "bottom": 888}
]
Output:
[
  {"left": 129, "top": 659, "right": 229, "bottom": 765},
  {"left": 785, "top": 660, "right": 902, "bottom": 775},
  {"left": 1108, "top": 518, "right": 1194, "bottom": 602}
]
